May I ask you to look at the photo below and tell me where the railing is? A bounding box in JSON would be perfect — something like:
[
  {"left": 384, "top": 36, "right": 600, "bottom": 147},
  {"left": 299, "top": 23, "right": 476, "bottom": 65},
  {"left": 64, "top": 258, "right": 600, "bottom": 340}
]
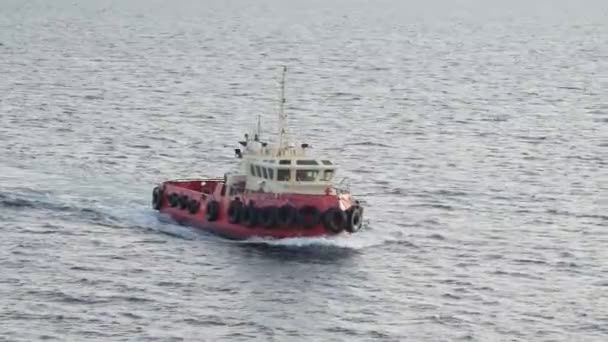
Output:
[
  {"left": 333, "top": 177, "right": 351, "bottom": 194},
  {"left": 165, "top": 177, "right": 224, "bottom": 184}
]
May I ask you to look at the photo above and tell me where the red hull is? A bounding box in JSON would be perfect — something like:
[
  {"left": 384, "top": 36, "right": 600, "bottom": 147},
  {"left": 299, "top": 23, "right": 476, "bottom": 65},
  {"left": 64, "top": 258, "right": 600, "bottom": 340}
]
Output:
[{"left": 152, "top": 179, "right": 362, "bottom": 240}]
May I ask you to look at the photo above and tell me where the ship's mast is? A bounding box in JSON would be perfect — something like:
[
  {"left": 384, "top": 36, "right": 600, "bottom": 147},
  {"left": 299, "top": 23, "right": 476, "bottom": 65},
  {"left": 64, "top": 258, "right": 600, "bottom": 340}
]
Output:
[
  {"left": 277, "top": 66, "right": 288, "bottom": 155},
  {"left": 256, "top": 114, "right": 261, "bottom": 141}
]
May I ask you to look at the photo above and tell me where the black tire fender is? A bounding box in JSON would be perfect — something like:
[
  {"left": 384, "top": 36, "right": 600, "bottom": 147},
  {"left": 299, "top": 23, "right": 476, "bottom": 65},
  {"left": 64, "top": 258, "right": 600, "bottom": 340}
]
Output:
[
  {"left": 188, "top": 199, "right": 200, "bottom": 214},
  {"left": 346, "top": 207, "right": 363, "bottom": 233},
  {"left": 297, "top": 205, "right": 321, "bottom": 229},
  {"left": 227, "top": 199, "right": 243, "bottom": 224},
  {"left": 259, "top": 206, "right": 279, "bottom": 229},
  {"left": 206, "top": 200, "right": 220, "bottom": 221},
  {"left": 168, "top": 193, "right": 179, "bottom": 208},
  {"left": 240, "top": 204, "right": 258, "bottom": 228},
  {"left": 179, "top": 194, "right": 189, "bottom": 209},
  {"left": 152, "top": 186, "right": 163, "bottom": 210},
  {"left": 277, "top": 204, "right": 297, "bottom": 227},
  {"left": 323, "top": 208, "right": 346, "bottom": 233}
]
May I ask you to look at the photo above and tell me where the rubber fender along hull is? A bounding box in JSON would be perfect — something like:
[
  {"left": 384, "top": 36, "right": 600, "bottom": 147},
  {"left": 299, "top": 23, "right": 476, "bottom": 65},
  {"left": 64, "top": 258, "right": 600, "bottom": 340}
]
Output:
[
  {"left": 159, "top": 206, "right": 332, "bottom": 240},
  {"left": 153, "top": 180, "right": 363, "bottom": 240}
]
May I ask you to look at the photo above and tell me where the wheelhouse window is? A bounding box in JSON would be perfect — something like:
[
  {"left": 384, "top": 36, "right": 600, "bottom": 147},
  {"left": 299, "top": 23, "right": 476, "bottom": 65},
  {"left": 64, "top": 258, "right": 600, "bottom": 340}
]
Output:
[
  {"left": 296, "top": 170, "right": 319, "bottom": 182},
  {"left": 268, "top": 168, "right": 274, "bottom": 180},
  {"left": 255, "top": 165, "right": 262, "bottom": 178},
  {"left": 277, "top": 169, "right": 290, "bottom": 181},
  {"left": 279, "top": 160, "right": 291, "bottom": 165},
  {"left": 321, "top": 160, "right": 333, "bottom": 165},
  {"left": 321, "top": 169, "right": 335, "bottom": 181},
  {"left": 262, "top": 167, "right": 268, "bottom": 179},
  {"left": 296, "top": 160, "right": 318, "bottom": 165},
  {"left": 250, "top": 164, "right": 256, "bottom": 176}
]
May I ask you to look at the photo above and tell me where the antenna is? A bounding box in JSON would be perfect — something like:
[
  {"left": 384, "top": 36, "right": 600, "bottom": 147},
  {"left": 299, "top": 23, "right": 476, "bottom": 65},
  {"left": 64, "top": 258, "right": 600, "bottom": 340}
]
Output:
[
  {"left": 256, "top": 114, "right": 261, "bottom": 140},
  {"left": 277, "top": 66, "right": 288, "bottom": 155}
]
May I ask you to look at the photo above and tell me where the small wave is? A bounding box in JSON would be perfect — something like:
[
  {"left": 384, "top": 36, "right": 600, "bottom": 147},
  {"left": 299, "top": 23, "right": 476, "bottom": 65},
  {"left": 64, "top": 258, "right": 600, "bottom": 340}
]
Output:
[
  {"left": 21, "top": 228, "right": 60, "bottom": 235},
  {"left": 430, "top": 314, "right": 466, "bottom": 325},
  {"left": 546, "top": 209, "right": 607, "bottom": 221},
  {"left": 83, "top": 94, "right": 103, "bottom": 100},
  {"left": 70, "top": 265, "right": 100, "bottom": 271},
  {"left": 515, "top": 135, "right": 547, "bottom": 143},
  {"left": 156, "top": 281, "right": 187, "bottom": 287},
  {"left": 432, "top": 190, "right": 469, "bottom": 197},
  {"left": 441, "top": 293, "right": 462, "bottom": 300},
  {"left": 182, "top": 317, "right": 227, "bottom": 327},
  {"left": 555, "top": 261, "right": 578, "bottom": 268},
  {"left": 418, "top": 218, "right": 441, "bottom": 226},
  {"left": 492, "top": 270, "right": 543, "bottom": 280},
  {"left": 409, "top": 203, "right": 455, "bottom": 211},
  {"left": 513, "top": 258, "right": 547, "bottom": 265},
  {"left": 428, "top": 233, "right": 446, "bottom": 240},
  {"left": 108, "top": 295, "right": 154, "bottom": 303},
  {"left": 28, "top": 289, "right": 107, "bottom": 305},
  {"left": 384, "top": 238, "right": 418, "bottom": 248},
  {"left": 345, "top": 141, "right": 392, "bottom": 148},
  {"left": 331, "top": 91, "right": 360, "bottom": 98},
  {"left": 323, "top": 326, "right": 359, "bottom": 336},
  {"left": 126, "top": 144, "right": 151, "bottom": 149},
  {"left": 457, "top": 334, "right": 475, "bottom": 341},
  {"left": 121, "top": 312, "right": 143, "bottom": 319},
  {"left": 0, "top": 192, "right": 121, "bottom": 226},
  {"left": 439, "top": 279, "right": 473, "bottom": 286},
  {"left": 0, "top": 193, "right": 55, "bottom": 211},
  {"left": 386, "top": 188, "right": 404, "bottom": 195},
  {"left": 557, "top": 86, "right": 584, "bottom": 91},
  {"left": 0, "top": 193, "right": 44, "bottom": 209}
]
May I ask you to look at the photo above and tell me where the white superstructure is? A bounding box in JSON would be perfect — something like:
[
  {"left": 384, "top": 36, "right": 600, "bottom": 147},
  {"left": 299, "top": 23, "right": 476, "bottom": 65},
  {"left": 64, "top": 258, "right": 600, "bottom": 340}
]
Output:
[{"left": 228, "top": 67, "right": 338, "bottom": 195}]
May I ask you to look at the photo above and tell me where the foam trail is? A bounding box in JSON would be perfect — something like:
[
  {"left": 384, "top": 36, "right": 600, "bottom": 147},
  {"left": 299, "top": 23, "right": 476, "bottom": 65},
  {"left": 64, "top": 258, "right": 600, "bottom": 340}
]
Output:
[
  {"left": 241, "top": 230, "right": 392, "bottom": 250},
  {"left": 100, "top": 205, "right": 211, "bottom": 241},
  {"left": 102, "top": 204, "right": 396, "bottom": 248}
]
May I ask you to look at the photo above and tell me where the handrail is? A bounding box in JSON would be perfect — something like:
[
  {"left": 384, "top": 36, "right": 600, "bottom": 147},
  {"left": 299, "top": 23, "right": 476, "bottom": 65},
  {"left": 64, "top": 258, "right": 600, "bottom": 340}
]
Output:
[
  {"left": 332, "top": 177, "right": 351, "bottom": 194},
  {"left": 166, "top": 178, "right": 224, "bottom": 183}
]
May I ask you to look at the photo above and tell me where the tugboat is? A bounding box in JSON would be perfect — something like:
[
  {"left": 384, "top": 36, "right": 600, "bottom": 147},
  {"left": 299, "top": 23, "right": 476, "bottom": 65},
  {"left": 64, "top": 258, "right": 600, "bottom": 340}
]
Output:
[{"left": 151, "top": 67, "right": 364, "bottom": 240}]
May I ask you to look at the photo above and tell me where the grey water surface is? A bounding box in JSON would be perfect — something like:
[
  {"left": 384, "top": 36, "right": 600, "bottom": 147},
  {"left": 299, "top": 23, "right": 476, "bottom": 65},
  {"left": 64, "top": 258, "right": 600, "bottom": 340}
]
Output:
[{"left": 1, "top": 0, "right": 607, "bottom": 341}]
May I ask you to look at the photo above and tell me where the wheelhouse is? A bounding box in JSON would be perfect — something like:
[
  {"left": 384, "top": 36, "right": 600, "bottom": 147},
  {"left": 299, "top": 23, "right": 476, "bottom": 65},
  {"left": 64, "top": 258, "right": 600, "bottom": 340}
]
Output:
[
  {"left": 236, "top": 154, "right": 337, "bottom": 195},
  {"left": 247, "top": 158, "right": 334, "bottom": 183}
]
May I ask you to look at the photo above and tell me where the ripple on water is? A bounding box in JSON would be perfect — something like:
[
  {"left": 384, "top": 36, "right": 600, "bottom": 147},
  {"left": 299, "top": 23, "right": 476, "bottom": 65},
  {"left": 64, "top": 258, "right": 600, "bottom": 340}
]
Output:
[{"left": 1, "top": 1, "right": 606, "bottom": 341}]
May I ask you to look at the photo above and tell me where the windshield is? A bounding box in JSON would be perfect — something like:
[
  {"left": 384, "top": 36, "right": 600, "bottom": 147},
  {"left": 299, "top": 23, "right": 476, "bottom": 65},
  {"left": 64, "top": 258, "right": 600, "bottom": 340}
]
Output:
[{"left": 296, "top": 170, "right": 319, "bottom": 182}]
